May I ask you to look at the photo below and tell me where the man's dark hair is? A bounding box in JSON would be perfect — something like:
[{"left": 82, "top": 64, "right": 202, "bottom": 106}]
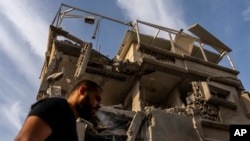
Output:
[{"left": 71, "top": 79, "right": 103, "bottom": 93}]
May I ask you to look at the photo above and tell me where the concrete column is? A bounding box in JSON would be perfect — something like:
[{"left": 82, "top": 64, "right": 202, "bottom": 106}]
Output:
[{"left": 131, "top": 81, "right": 142, "bottom": 111}]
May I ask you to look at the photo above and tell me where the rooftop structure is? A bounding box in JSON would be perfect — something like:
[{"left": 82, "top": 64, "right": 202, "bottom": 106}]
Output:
[{"left": 37, "top": 3, "right": 250, "bottom": 141}]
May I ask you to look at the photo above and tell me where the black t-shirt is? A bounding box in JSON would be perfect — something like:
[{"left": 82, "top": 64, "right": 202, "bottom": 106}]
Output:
[{"left": 29, "top": 97, "right": 78, "bottom": 141}]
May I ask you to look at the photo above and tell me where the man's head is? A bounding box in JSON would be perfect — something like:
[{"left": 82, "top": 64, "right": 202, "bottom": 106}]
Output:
[{"left": 68, "top": 79, "right": 103, "bottom": 120}]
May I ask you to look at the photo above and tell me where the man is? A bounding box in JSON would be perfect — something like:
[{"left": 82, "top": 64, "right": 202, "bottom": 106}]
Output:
[{"left": 14, "top": 79, "right": 103, "bottom": 141}]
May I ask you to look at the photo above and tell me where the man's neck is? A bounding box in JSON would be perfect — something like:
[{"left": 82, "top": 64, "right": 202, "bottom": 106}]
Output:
[{"left": 67, "top": 98, "right": 78, "bottom": 120}]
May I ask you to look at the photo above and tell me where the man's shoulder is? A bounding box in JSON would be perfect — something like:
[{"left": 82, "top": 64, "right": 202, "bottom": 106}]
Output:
[
  {"left": 29, "top": 97, "right": 71, "bottom": 119},
  {"left": 43, "top": 97, "right": 67, "bottom": 103},
  {"left": 31, "top": 97, "right": 68, "bottom": 109}
]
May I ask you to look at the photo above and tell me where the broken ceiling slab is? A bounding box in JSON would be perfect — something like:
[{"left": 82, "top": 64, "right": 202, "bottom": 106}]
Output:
[
  {"left": 147, "top": 109, "right": 203, "bottom": 141},
  {"left": 188, "top": 24, "right": 232, "bottom": 53},
  {"left": 127, "top": 112, "right": 144, "bottom": 141},
  {"left": 99, "top": 106, "right": 136, "bottom": 118}
]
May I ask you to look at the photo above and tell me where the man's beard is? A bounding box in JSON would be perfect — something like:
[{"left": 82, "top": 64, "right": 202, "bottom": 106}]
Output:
[{"left": 76, "top": 96, "right": 93, "bottom": 120}]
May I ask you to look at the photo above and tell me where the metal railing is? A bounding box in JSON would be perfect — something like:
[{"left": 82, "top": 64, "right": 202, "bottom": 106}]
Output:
[
  {"left": 51, "top": 3, "right": 236, "bottom": 70},
  {"left": 133, "top": 20, "right": 236, "bottom": 70}
]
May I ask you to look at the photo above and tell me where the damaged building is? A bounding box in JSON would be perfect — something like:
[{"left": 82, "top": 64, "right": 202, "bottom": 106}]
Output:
[{"left": 37, "top": 3, "right": 250, "bottom": 141}]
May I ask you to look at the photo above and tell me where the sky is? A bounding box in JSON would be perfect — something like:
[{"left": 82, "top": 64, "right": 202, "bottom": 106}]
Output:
[{"left": 0, "top": 0, "right": 249, "bottom": 140}]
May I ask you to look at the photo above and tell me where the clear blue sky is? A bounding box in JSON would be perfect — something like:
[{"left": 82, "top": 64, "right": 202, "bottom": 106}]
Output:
[{"left": 0, "top": 0, "right": 249, "bottom": 140}]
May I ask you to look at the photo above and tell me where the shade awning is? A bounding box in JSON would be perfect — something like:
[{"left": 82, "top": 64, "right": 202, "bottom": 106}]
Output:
[{"left": 188, "top": 24, "right": 232, "bottom": 53}]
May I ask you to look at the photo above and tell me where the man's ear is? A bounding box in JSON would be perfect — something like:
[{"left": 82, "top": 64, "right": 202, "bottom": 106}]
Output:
[{"left": 79, "top": 86, "right": 86, "bottom": 95}]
